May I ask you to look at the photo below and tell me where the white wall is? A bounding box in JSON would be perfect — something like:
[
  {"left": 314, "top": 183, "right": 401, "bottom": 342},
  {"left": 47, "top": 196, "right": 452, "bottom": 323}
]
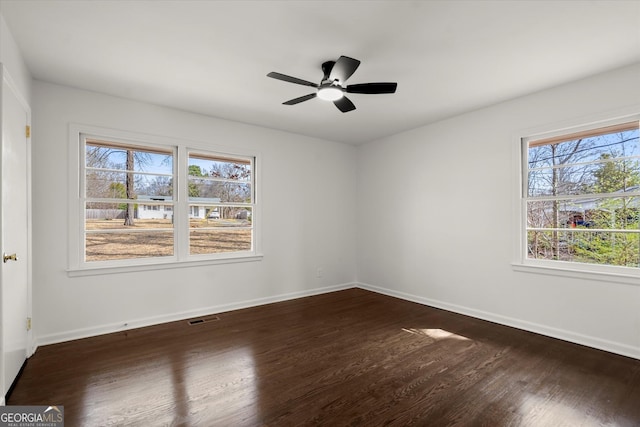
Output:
[
  {"left": 357, "top": 63, "right": 640, "bottom": 359},
  {"left": 32, "top": 81, "right": 357, "bottom": 345},
  {"left": 0, "top": 14, "right": 31, "bottom": 103}
]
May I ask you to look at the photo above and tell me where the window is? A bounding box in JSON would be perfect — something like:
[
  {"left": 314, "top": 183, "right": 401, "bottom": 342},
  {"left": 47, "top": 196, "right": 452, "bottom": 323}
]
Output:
[
  {"left": 523, "top": 119, "right": 640, "bottom": 272},
  {"left": 70, "top": 126, "right": 260, "bottom": 273}
]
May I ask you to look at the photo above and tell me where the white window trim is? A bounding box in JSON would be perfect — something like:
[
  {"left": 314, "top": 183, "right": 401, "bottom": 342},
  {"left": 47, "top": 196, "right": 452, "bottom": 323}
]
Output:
[
  {"left": 512, "top": 108, "right": 640, "bottom": 285},
  {"left": 67, "top": 123, "right": 262, "bottom": 276}
]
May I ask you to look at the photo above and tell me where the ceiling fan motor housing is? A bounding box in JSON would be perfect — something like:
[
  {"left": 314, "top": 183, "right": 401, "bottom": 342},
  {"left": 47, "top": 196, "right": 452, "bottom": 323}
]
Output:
[{"left": 321, "top": 61, "right": 337, "bottom": 83}]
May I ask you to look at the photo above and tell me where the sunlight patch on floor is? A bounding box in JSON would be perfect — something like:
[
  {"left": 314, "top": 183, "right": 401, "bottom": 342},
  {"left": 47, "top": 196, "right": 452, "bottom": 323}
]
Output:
[
  {"left": 79, "top": 346, "right": 259, "bottom": 425},
  {"left": 517, "top": 394, "right": 594, "bottom": 426},
  {"left": 183, "top": 346, "right": 259, "bottom": 425},
  {"left": 80, "top": 355, "right": 175, "bottom": 425},
  {"left": 402, "top": 328, "right": 470, "bottom": 341}
]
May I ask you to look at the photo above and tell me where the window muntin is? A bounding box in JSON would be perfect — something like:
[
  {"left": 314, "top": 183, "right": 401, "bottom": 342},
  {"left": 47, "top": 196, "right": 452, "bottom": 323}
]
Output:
[
  {"left": 77, "top": 134, "right": 257, "bottom": 268},
  {"left": 524, "top": 121, "right": 640, "bottom": 268},
  {"left": 86, "top": 172, "right": 175, "bottom": 200}
]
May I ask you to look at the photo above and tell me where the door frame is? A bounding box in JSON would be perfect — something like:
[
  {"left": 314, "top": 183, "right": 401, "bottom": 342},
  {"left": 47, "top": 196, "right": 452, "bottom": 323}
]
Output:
[{"left": 0, "top": 64, "right": 33, "bottom": 404}]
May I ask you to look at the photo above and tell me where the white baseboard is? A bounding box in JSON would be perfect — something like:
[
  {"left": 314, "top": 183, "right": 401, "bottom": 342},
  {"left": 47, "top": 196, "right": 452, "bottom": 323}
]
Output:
[
  {"left": 36, "top": 282, "right": 356, "bottom": 347},
  {"left": 356, "top": 282, "right": 640, "bottom": 360},
  {"left": 28, "top": 338, "right": 37, "bottom": 359},
  {"left": 35, "top": 281, "right": 639, "bottom": 360}
]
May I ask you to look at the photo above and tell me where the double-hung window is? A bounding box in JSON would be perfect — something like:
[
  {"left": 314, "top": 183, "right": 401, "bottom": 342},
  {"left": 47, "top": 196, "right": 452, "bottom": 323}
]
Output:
[
  {"left": 69, "top": 126, "right": 259, "bottom": 273},
  {"left": 522, "top": 118, "right": 640, "bottom": 273}
]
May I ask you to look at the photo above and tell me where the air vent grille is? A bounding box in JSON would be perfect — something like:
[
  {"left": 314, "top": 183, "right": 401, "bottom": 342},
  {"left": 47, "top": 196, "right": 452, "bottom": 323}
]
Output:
[{"left": 188, "top": 315, "right": 220, "bottom": 325}]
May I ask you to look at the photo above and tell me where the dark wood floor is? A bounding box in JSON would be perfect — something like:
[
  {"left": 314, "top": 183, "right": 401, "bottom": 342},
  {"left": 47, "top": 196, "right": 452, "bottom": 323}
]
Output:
[{"left": 8, "top": 288, "right": 640, "bottom": 426}]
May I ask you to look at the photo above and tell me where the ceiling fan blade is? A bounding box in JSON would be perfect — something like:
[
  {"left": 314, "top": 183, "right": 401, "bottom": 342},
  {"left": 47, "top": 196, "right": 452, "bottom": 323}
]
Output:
[
  {"left": 267, "top": 72, "right": 318, "bottom": 88},
  {"left": 334, "top": 96, "right": 356, "bottom": 113},
  {"left": 329, "top": 56, "right": 361, "bottom": 84},
  {"left": 346, "top": 82, "right": 398, "bottom": 94},
  {"left": 283, "top": 93, "right": 317, "bottom": 105}
]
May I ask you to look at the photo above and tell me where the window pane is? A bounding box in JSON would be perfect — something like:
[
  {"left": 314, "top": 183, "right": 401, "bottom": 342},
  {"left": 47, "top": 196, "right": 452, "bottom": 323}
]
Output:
[
  {"left": 527, "top": 230, "right": 640, "bottom": 267},
  {"left": 86, "top": 142, "right": 172, "bottom": 173},
  {"left": 527, "top": 200, "right": 585, "bottom": 228},
  {"left": 527, "top": 198, "right": 640, "bottom": 229},
  {"left": 85, "top": 206, "right": 174, "bottom": 261},
  {"left": 189, "top": 207, "right": 252, "bottom": 254},
  {"left": 527, "top": 230, "right": 575, "bottom": 261},
  {"left": 85, "top": 231, "right": 174, "bottom": 261},
  {"left": 527, "top": 163, "right": 599, "bottom": 197},
  {"left": 528, "top": 161, "right": 640, "bottom": 198},
  {"left": 188, "top": 155, "right": 251, "bottom": 182},
  {"left": 189, "top": 229, "right": 252, "bottom": 255},
  {"left": 86, "top": 171, "right": 173, "bottom": 199},
  {"left": 188, "top": 178, "right": 251, "bottom": 203},
  {"left": 528, "top": 128, "right": 639, "bottom": 167}
]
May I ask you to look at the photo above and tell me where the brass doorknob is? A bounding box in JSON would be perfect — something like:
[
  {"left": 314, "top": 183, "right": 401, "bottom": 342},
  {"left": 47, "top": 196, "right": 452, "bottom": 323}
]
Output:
[{"left": 3, "top": 253, "right": 18, "bottom": 263}]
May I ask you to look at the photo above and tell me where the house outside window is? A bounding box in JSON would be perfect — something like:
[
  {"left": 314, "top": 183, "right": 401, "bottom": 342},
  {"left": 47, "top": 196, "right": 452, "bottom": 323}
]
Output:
[
  {"left": 69, "top": 126, "right": 260, "bottom": 273},
  {"left": 523, "top": 119, "right": 640, "bottom": 272}
]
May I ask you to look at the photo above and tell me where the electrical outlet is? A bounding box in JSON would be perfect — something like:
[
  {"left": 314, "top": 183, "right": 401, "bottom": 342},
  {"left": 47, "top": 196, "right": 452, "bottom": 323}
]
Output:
[{"left": 316, "top": 267, "right": 323, "bottom": 278}]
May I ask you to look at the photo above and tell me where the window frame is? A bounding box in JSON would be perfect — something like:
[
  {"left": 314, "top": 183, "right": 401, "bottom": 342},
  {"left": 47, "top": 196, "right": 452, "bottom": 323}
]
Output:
[
  {"left": 67, "top": 124, "right": 262, "bottom": 276},
  {"left": 513, "top": 113, "right": 640, "bottom": 284}
]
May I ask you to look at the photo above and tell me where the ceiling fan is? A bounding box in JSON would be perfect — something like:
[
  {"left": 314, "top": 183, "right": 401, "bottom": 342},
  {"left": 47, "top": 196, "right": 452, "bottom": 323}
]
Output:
[{"left": 267, "top": 55, "right": 397, "bottom": 113}]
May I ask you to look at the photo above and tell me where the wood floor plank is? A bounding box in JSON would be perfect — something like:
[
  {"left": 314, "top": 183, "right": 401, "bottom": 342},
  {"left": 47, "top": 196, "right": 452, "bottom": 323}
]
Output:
[{"left": 7, "top": 288, "right": 640, "bottom": 426}]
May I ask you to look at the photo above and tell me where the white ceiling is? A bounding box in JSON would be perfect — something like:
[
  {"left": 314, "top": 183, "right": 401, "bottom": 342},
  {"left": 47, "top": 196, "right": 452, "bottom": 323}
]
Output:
[{"left": 1, "top": 0, "right": 639, "bottom": 145}]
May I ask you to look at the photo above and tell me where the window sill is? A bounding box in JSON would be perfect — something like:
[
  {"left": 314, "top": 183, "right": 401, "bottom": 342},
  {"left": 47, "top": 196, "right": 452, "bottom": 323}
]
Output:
[
  {"left": 512, "top": 261, "right": 640, "bottom": 286},
  {"left": 67, "top": 254, "right": 264, "bottom": 277}
]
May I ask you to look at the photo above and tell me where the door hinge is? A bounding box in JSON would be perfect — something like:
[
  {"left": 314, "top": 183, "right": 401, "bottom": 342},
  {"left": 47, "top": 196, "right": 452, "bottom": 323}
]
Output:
[
  {"left": 25, "top": 125, "right": 31, "bottom": 138},
  {"left": 27, "top": 317, "right": 32, "bottom": 331}
]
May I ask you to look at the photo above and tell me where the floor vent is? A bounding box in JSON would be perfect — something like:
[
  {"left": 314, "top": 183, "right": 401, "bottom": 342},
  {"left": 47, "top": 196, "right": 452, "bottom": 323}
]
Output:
[{"left": 188, "top": 315, "right": 220, "bottom": 325}]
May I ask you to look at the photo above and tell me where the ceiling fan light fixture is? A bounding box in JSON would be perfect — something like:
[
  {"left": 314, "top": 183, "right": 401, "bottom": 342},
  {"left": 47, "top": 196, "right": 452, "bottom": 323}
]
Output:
[
  {"left": 267, "top": 55, "right": 397, "bottom": 112},
  {"left": 317, "top": 86, "right": 344, "bottom": 101}
]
